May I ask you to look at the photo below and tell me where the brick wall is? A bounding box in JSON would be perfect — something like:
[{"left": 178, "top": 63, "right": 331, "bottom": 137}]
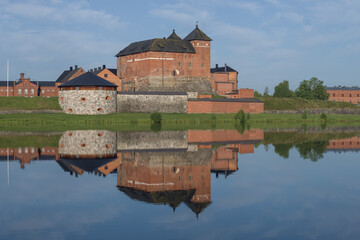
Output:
[
  {"left": 188, "top": 99, "right": 264, "bottom": 113},
  {"left": 327, "top": 90, "right": 360, "bottom": 103}
]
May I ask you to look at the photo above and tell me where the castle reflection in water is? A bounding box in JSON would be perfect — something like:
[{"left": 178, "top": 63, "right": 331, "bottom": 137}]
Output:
[
  {"left": 2, "top": 130, "right": 359, "bottom": 216},
  {"left": 0, "top": 129, "right": 263, "bottom": 216}
]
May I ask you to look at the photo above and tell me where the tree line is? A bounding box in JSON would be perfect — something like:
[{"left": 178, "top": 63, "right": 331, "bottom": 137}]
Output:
[{"left": 255, "top": 77, "right": 329, "bottom": 100}]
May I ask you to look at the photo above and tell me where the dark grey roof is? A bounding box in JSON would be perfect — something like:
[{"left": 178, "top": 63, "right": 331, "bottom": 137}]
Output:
[
  {"left": 58, "top": 72, "right": 118, "bottom": 88},
  {"left": 108, "top": 68, "right": 117, "bottom": 76},
  {"left": 167, "top": 30, "right": 182, "bottom": 40},
  {"left": 32, "top": 81, "right": 56, "bottom": 87},
  {"left": 326, "top": 86, "right": 360, "bottom": 90},
  {"left": 211, "top": 65, "right": 237, "bottom": 73},
  {"left": 60, "top": 158, "right": 115, "bottom": 172},
  {"left": 56, "top": 69, "right": 80, "bottom": 83},
  {"left": 183, "top": 25, "right": 212, "bottom": 41},
  {"left": 115, "top": 38, "right": 196, "bottom": 57},
  {"left": 0, "top": 81, "right": 16, "bottom": 86}
]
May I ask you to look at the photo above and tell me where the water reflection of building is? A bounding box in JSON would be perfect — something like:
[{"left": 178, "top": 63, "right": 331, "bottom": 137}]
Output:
[
  {"left": 0, "top": 129, "right": 264, "bottom": 216},
  {"left": 57, "top": 130, "right": 119, "bottom": 177},
  {"left": 327, "top": 136, "right": 360, "bottom": 152},
  {"left": 0, "top": 147, "right": 58, "bottom": 169}
]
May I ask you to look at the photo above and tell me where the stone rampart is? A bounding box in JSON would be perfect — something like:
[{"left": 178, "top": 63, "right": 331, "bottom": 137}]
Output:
[
  {"left": 59, "top": 89, "right": 117, "bottom": 115},
  {"left": 117, "top": 92, "right": 188, "bottom": 113},
  {"left": 136, "top": 76, "right": 213, "bottom": 94}
]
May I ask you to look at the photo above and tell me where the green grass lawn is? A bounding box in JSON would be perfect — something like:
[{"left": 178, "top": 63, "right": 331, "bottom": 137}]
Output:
[
  {"left": 1, "top": 112, "right": 360, "bottom": 132},
  {"left": 0, "top": 97, "right": 61, "bottom": 110}
]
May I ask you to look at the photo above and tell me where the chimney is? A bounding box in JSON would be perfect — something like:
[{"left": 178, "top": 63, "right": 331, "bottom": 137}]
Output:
[
  {"left": 70, "top": 66, "right": 73, "bottom": 71},
  {"left": 98, "top": 67, "right": 101, "bottom": 70},
  {"left": 75, "top": 65, "right": 78, "bottom": 69},
  {"left": 90, "top": 69, "right": 93, "bottom": 72},
  {"left": 215, "top": 64, "right": 218, "bottom": 69},
  {"left": 103, "top": 65, "right": 106, "bottom": 69},
  {"left": 93, "top": 68, "right": 97, "bottom": 71},
  {"left": 20, "top": 73, "right": 24, "bottom": 81},
  {"left": 224, "top": 63, "right": 227, "bottom": 72}
]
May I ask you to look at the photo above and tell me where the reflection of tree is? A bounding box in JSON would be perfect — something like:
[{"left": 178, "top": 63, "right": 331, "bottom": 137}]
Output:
[
  {"left": 273, "top": 141, "right": 329, "bottom": 161},
  {"left": 295, "top": 141, "right": 329, "bottom": 162},
  {"left": 274, "top": 144, "right": 294, "bottom": 159}
]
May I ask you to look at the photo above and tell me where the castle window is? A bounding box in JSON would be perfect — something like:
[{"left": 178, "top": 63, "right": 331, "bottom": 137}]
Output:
[
  {"left": 31, "top": 89, "right": 34, "bottom": 94},
  {"left": 24, "top": 89, "right": 28, "bottom": 94},
  {"left": 18, "top": 89, "right": 21, "bottom": 95},
  {"left": 201, "top": 63, "right": 204, "bottom": 68},
  {"left": 80, "top": 97, "right": 86, "bottom": 101},
  {"left": 105, "top": 96, "right": 111, "bottom": 100},
  {"left": 342, "top": 94, "right": 344, "bottom": 97},
  {"left": 350, "top": 94, "right": 352, "bottom": 97},
  {"left": 173, "top": 70, "right": 176, "bottom": 76},
  {"left": 98, "top": 108, "right": 103, "bottom": 112},
  {"left": 42, "top": 90, "right": 45, "bottom": 94},
  {"left": 104, "top": 74, "right": 108, "bottom": 78},
  {"left": 189, "top": 62, "right": 191, "bottom": 67},
  {"left": 333, "top": 93, "right": 335, "bottom": 97},
  {"left": 68, "top": 109, "right": 73, "bottom": 113},
  {"left": 178, "top": 62, "right": 181, "bottom": 67}
]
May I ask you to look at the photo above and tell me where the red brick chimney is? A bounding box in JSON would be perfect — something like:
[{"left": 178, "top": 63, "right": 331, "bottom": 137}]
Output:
[{"left": 20, "top": 73, "right": 24, "bottom": 81}]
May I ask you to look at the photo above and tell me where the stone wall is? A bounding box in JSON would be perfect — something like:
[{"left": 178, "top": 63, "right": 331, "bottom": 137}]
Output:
[
  {"left": 59, "top": 89, "right": 117, "bottom": 115},
  {"left": 117, "top": 92, "right": 188, "bottom": 113},
  {"left": 135, "top": 76, "right": 213, "bottom": 94},
  {"left": 59, "top": 130, "right": 117, "bottom": 157}
]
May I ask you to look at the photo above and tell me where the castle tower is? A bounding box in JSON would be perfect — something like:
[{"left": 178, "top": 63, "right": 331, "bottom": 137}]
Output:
[{"left": 183, "top": 25, "right": 212, "bottom": 79}]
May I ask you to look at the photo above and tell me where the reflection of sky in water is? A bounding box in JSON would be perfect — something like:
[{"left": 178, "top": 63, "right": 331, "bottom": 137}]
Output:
[{"left": 1, "top": 145, "right": 360, "bottom": 240}]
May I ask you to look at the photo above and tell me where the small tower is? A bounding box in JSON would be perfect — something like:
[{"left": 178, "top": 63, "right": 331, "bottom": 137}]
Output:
[
  {"left": 58, "top": 72, "right": 118, "bottom": 115},
  {"left": 183, "top": 24, "right": 212, "bottom": 79}
]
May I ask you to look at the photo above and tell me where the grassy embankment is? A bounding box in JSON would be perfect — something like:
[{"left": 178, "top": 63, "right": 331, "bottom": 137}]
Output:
[
  {"left": 0, "top": 97, "right": 61, "bottom": 110},
  {"left": 2, "top": 96, "right": 360, "bottom": 131},
  {"left": 259, "top": 96, "right": 360, "bottom": 110}
]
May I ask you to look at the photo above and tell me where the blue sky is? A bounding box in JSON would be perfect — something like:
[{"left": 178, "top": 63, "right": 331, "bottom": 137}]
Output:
[{"left": 0, "top": 0, "right": 359, "bottom": 93}]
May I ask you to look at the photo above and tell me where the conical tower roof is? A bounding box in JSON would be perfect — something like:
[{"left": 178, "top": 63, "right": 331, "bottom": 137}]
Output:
[
  {"left": 167, "top": 29, "right": 182, "bottom": 40},
  {"left": 184, "top": 25, "right": 212, "bottom": 41}
]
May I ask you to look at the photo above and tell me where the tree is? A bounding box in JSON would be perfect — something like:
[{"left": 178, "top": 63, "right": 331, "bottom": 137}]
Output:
[
  {"left": 254, "top": 90, "right": 262, "bottom": 98},
  {"left": 295, "top": 77, "right": 329, "bottom": 100},
  {"left": 263, "top": 87, "right": 270, "bottom": 96},
  {"left": 273, "top": 80, "right": 294, "bottom": 98}
]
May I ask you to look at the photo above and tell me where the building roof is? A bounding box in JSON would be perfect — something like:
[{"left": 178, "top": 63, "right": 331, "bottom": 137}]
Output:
[
  {"left": 33, "top": 81, "right": 56, "bottom": 87},
  {"left": 326, "top": 86, "right": 360, "bottom": 91},
  {"left": 58, "top": 72, "right": 118, "bottom": 88},
  {"left": 183, "top": 25, "right": 212, "bottom": 41},
  {"left": 167, "top": 30, "right": 182, "bottom": 40},
  {"left": 115, "top": 38, "right": 196, "bottom": 57},
  {"left": 56, "top": 68, "right": 80, "bottom": 83},
  {"left": 0, "top": 81, "right": 16, "bottom": 86},
  {"left": 108, "top": 68, "right": 117, "bottom": 75},
  {"left": 60, "top": 158, "right": 115, "bottom": 172},
  {"left": 211, "top": 65, "right": 237, "bottom": 73}
]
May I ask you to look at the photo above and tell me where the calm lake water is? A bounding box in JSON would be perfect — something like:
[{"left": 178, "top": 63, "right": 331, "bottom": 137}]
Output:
[{"left": 1, "top": 128, "right": 360, "bottom": 240}]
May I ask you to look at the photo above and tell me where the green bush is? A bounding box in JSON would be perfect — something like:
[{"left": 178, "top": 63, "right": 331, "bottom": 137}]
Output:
[
  {"left": 150, "top": 112, "right": 162, "bottom": 124},
  {"left": 235, "top": 110, "right": 246, "bottom": 123},
  {"left": 302, "top": 110, "right": 308, "bottom": 120},
  {"left": 320, "top": 113, "right": 327, "bottom": 121}
]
